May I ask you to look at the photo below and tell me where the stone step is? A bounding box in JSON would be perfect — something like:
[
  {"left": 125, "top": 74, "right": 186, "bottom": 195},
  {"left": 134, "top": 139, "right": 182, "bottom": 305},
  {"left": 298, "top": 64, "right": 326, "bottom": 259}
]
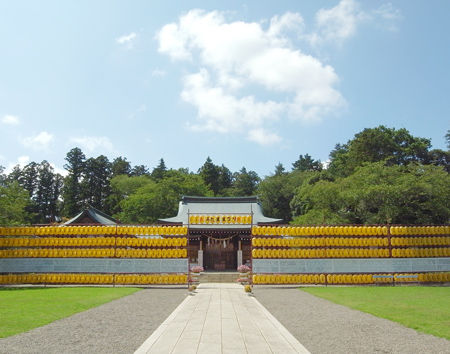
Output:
[{"left": 198, "top": 272, "right": 241, "bottom": 283}]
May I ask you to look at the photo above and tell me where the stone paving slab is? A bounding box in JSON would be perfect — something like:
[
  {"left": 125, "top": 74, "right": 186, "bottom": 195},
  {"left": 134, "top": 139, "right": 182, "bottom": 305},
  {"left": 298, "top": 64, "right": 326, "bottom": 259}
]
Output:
[{"left": 135, "top": 283, "right": 310, "bottom": 354}]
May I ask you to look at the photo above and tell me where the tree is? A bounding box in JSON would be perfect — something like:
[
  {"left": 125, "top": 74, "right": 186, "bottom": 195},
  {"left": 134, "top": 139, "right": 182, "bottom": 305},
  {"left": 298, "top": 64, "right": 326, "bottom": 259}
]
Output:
[
  {"left": 230, "top": 167, "right": 260, "bottom": 196},
  {"left": 34, "top": 161, "right": 63, "bottom": 223},
  {"left": 111, "top": 157, "right": 131, "bottom": 177},
  {"left": 117, "top": 172, "right": 211, "bottom": 223},
  {"left": 0, "top": 181, "right": 30, "bottom": 225},
  {"left": 82, "top": 155, "right": 111, "bottom": 211},
  {"left": 258, "top": 170, "right": 312, "bottom": 222},
  {"left": 291, "top": 162, "right": 450, "bottom": 225},
  {"left": 216, "top": 164, "right": 233, "bottom": 196},
  {"left": 108, "top": 175, "right": 153, "bottom": 215},
  {"left": 151, "top": 158, "right": 167, "bottom": 180},
  {"left": 292, "top": 154, "right": 322, "bottom": 172},
  {"left": 426, "top": 149, "right": 450, "bottom": 173},
  {"left": 328, "top": 126, "right": 431, "bottom": 177},
  {"left": 0, "top": 166, "right": 5, "bottom": 186},
  {"left": 62, "top": 147, "right": 86, "bottom": 217},
  {"left": 130, "top": 164, "right": 149, "bottom": 176},
  {"left": 274, "top": 163, "right": 286, "bottom": 176},
  {"left": 19, "top": 162, "right": 39, "bottom": 198},
  {"left": 198, "top": 157, "right": 220, "bottom": 195},
  {"left": 446, "top": 130, "right": 450, "bottom": 150}
]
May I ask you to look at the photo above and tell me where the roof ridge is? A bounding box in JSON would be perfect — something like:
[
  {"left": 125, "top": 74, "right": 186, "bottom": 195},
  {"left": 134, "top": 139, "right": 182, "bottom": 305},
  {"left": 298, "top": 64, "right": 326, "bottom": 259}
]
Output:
[{"left": 182, "top": 196, "right": 259, "bottom": 203}]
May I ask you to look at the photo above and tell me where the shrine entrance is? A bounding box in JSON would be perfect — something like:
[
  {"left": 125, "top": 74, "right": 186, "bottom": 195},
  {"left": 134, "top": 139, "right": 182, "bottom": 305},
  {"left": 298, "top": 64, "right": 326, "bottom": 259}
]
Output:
[{"left": 203, "top": 235, "right": 237, "bottom": 271}]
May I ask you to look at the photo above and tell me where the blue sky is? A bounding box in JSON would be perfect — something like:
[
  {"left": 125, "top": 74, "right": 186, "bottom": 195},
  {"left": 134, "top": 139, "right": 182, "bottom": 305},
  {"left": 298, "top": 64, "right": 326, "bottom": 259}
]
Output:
[{"left": 1, "top": 1, "right": 449, "bottom": 177}]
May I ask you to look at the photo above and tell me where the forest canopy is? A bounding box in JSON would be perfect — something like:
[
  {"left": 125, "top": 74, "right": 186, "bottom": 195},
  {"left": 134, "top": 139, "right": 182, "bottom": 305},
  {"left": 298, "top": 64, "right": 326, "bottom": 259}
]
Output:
[{"left": 0, "top": 126, "right": 449, "bottom": 225}]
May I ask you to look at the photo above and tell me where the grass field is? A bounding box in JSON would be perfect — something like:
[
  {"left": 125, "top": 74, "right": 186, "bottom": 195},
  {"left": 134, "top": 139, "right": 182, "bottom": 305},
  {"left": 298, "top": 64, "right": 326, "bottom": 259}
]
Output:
[
  {"left": 302, "top": 286, "right": 450, "bottom": 340},
  {"left": 0, "top": 287, "right": 140, "bottom": 338}
]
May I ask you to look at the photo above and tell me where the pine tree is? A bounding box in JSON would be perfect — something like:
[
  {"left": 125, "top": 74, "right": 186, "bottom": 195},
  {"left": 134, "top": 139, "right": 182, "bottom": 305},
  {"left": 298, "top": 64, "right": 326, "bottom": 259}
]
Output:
[
  {"left": 198, "top": 157, "right": 220, "bottom": 195},
  {"left": 152, "top": 158, "right": 167, "bottom": 180},
  {"left": 62, "top": 147, "right": 86, "bottom": 217}
]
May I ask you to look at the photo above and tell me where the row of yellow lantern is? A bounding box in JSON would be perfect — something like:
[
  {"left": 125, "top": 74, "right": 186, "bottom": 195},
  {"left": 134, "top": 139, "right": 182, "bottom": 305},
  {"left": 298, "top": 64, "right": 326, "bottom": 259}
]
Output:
[
  {"left": 252, "top": 225, "right": 450, "bottom": 236},
  {"left": 114, "top": 274, "right": 188, "bottom": 284},
  {"left": 189, "top": 214, "right": 252, "bottom": 225},
  {"left": 0, "top": 273, "right": 188, "bottom": 285},
  {"left": 251, "top": 272, "right": 450, "bottom": 284},
  {"left": 0, "top": 237, "right": 188, "bottom": 248},
  {"left": 252, "top": 274, "right": 327, "bottom": 284},
  {"left": 252, "top": 237, "right": 390, "bottom": 248},
  {"left": 115, "top": 248, "right": 188, "bottom": 258},
  {"left": 390, "top": 226, "right": 449, "bottom": 235},
  {"left": 252, "top": 226, "right": 389, "bottom": 236},
  {"left": 0, "top": 248, "right": 188, "bottom": 258},
  {"left": 0, "top": 225, "right": 188, "bottom": 236},
  {"left": 391, "top": 237, "right": 449, "bottom": 246},
  {"left": 392, "top": 248, "right": 450, "bottom": 258},
  {"left": 252, "top": 248, "right": 391, "bottom": 259},
  {"left": 116, "top": 237, "right": 187, "bottom": 247}
]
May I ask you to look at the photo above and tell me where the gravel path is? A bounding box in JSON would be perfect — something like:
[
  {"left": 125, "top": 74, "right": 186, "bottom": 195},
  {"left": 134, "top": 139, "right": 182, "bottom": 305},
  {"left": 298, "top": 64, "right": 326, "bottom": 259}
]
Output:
[
  {"left": 254, "top": 287, "right": 450, "bottom": 354},
  {"left": 0, "top": 287, "right": 187, "bottom": 354}
]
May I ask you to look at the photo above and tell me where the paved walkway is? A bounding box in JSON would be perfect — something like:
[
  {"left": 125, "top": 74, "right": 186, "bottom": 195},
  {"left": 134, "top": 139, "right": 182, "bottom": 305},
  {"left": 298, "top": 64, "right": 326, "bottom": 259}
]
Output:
[{"left": 134, "top": 283, "right": 310, "bottom": 354}]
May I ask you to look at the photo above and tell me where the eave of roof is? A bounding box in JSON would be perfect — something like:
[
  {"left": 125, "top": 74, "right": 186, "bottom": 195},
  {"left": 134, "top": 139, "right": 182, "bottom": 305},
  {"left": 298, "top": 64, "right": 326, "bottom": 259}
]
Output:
[
  {"left": 63, "top": 206, "right": 118, "bottom": 225},
  {"left": 182, "top": 196, "right": 259, "bottom": 204}
]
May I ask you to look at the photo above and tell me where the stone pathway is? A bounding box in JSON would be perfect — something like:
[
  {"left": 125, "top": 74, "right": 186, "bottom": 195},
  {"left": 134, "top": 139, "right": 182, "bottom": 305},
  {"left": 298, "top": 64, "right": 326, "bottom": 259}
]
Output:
[{"left": 135, "top": 283, "right": 310, "bottom": 354}]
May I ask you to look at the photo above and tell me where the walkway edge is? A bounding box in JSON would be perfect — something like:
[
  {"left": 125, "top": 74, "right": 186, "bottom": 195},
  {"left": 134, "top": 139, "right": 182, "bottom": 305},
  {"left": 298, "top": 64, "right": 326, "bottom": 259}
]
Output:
[
  {"left": 250, "top": 295, "right": 310, "bottom": 353},
  {"left": 134, "top": 294, "right": 192, "bottom": 354}
]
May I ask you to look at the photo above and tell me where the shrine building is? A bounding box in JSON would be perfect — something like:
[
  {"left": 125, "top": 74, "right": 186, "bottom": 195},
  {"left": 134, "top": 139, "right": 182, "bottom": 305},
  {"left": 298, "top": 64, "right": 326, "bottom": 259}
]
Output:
[{"left": 159, "top": 196, "right": 282, "bottom": 271}]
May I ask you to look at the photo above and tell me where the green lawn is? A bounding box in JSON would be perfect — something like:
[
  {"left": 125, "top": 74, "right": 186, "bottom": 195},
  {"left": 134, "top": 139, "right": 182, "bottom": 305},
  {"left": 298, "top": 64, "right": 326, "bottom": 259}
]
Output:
[
  {"left": 302, "top": 286, "right": 450, "bottom": 340},
  {"left": 0, "top": 287, "right": 140, "bottom": 338}
]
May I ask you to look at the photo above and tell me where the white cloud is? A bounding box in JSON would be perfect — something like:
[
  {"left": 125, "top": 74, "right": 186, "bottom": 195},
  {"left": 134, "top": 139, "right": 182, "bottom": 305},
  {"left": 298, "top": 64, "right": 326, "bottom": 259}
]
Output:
[
  {"left": 373, "top": 3, "right": 402, "bottom": 31},
  {"left": 116, "top": 32, "right": 137, "bottom": 44},
  {"left": 374, "top": 3, "right": 402, "bottom": 21},
  {"left": 50, "top": 163, "right": 68, "bottom": 177},
  {"left": 70, "top": 136, "right": 115, "bottom": 153},
  {"left": 157, "top": 9, "right": 345, "bottom": 145},
  {"left": 2, "top": 114, "right": 20, "bottom": 125},
  {"left": 312, "top": 0, "right": 367, "bottom": 44},
  {"left": 310, "top": 0, "right": 401, "bottom": 43},
  {"left": 247, "top": 128, "right": 282, "bottom": 146},
  {"left": 5, "top": 155, "right": 30, "bottom": 174},
  {"left": 151, "top": 68, "right": 166, "bottom": 77},
  {"left": 127, "top": 104, "right": 147, "bottom": 120},
  {"left": 181, "top": 69, "right": 283, "bottom": 135},
  {"left": 21, "top": 131, "right": 54, "bottom": 150},
  {"left": 116, "top": 32, "right": 137, "bottom": 49},
  {"left": 17, "top": 155, "right": 30, "bottom": 166}
]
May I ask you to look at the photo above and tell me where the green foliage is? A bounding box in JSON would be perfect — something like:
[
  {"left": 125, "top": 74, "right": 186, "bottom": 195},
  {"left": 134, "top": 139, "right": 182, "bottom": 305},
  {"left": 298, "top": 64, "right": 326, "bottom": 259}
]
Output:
[
  {"left": 130, "top": 164, "right": 149, "bottom": 176},
  {"left": 230, "top": 167, "right": 260, "bottom": 196},
  {"left": 1, "top": 126, "right": 447, "bottom": 225},
  {"left": 5, "top": 161, "right": 62, "bottom": 223},
  {"left": 198, "top": 157, "right": 220, "bottom": 195},
  {"left": 34, "top": 161, "right": 63, "bottom": 223},
  {"left": 111, "top": 156, "right": 131, "bottom": 177},
  {"left": 302, "top": 287, "right": 450, "bottom": 340},
  {"left": 82, "top": 155, "right": 112, "bottom": 212},
  {"left": 0, "top": 181, "right": 30, "bottom": 225},
  {"left": 117, "top": 171, "right": 212, "bottom": 223},
  {"left": 107, "top": 175, "right": 153, "bottom": 215},
  {"left": 151, "top": 158, "right": 167, "bottom": 180},
  {"left": 0, "top": 287, "right": 140, "bottom": 338},
  {"left": 292, "top": 162, "right": 450, "bottom": 225},
  {"left": 62, "top": 147, "right": 86, "bottom": 217},
  {"left": 328, "top": 126, "right": 432, "bottom": 176},
  {"left": 258, "top": 170, "right": 312, "bottom": 222},
  {"left": 292, "top": 154, "right": 322, "bottom": 172}
]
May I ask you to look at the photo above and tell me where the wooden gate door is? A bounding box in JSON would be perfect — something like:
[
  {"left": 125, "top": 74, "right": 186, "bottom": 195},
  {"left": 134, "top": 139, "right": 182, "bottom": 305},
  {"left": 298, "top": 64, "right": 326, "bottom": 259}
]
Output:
[{"left": 204, "top": 239, "right": 236, "bottom": 271}]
